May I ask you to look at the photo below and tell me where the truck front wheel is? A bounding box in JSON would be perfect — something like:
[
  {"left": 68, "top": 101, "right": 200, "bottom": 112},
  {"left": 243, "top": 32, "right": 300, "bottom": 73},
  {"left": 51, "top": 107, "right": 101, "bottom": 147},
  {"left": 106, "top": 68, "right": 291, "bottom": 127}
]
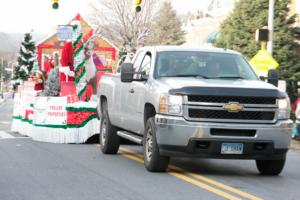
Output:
[
  {"left": 100, "top": 110, "right": 120, "bottom": 154},
  {"left": 143, "top": 117, "right": 170, "bottom": 172},
  {"left": 256, "top": 159, "right": 286, "bottom": 175}
]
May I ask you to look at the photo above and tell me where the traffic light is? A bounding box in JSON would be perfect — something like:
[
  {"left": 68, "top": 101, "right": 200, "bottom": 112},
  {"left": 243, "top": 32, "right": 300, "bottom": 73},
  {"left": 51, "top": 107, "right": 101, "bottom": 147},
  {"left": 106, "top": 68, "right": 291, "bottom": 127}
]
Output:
[
  {"left": 255, "top": 28, "right": 269, "bottom": 42},
  {"left": 52, "top": 0, "right": 59, "bottom": 9},
  {"left": 132, "top": 0, "right": 142, "bottom": 13}
]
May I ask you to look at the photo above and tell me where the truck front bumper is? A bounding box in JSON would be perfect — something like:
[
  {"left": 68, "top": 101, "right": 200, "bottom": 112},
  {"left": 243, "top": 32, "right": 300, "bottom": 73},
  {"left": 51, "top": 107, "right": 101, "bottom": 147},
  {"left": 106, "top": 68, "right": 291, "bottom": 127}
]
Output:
[{"left": 155, "top": 114, "right": 293, "bottom": 160}]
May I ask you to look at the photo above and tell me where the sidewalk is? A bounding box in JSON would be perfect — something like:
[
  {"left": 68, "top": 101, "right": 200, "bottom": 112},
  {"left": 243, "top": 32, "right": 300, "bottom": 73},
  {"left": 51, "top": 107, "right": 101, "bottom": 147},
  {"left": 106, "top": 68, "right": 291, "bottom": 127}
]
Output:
[
  {"left": 0, "top": 98, "right": 4, "bottom": 105},
  {"left": 291, "top": 140, "right": 300, "bottom": 152}
]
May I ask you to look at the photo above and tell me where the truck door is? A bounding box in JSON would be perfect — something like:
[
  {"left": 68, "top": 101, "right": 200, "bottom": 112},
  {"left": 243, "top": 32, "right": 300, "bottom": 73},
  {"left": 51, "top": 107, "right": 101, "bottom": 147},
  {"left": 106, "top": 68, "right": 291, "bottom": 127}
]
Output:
[
  {"left": 125, "top": 52, "right": 152, "bottom": 134},
  {"left": 120, "top": 50, "right": 145, "bottom": 131}
]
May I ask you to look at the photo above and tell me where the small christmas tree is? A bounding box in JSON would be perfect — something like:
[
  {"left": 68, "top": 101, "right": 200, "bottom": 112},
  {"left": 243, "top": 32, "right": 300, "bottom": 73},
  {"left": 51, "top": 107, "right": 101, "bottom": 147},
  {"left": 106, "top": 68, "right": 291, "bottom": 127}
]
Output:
[
  {"left": 42, "top": 68, "right": 60, "bottom": 96},
  {"left": 13, "top": 33, "right": 36, "bottom": 81}
]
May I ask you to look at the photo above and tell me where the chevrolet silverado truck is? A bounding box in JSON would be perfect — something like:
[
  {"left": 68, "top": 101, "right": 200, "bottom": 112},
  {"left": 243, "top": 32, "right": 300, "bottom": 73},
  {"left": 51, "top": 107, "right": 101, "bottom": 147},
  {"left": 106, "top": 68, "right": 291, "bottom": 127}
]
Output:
[{"left": 97, "top": 46, "right": 292, "bottom": 175}]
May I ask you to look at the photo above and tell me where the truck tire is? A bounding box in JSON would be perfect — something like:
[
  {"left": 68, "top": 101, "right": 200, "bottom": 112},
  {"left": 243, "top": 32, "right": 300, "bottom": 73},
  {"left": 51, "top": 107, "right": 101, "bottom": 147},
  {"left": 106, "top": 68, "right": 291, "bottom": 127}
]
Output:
[
  {"left": 256, "top": 159, "right": 286, "bottom": 175},
  {"left": 100, "top": 110, "right": 120, "bottom": 154},
  {"left": 143, "top": 117, "right": 170, "bottom": 172}
]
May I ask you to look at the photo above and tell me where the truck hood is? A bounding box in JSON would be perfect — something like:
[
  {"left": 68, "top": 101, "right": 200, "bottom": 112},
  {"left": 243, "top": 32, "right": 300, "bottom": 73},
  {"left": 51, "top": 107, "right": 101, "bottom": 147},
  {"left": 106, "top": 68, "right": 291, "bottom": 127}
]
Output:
[{"left": 157, "top": 77, "right": 286, "bottom": 98}]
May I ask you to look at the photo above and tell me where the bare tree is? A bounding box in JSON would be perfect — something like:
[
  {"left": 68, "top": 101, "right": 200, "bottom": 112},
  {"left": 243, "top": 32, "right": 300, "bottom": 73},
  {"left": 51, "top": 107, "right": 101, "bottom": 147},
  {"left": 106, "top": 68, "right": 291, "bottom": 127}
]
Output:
[{"left": 89, "top": 0, "right": 159, "bottom": 51}]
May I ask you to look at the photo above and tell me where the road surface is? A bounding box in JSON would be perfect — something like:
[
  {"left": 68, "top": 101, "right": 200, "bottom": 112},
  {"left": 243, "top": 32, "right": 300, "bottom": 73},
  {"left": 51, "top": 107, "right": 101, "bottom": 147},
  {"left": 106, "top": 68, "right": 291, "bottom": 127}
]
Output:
[{"left": 1, "top": 98, "right": 300, "bottom": 200}]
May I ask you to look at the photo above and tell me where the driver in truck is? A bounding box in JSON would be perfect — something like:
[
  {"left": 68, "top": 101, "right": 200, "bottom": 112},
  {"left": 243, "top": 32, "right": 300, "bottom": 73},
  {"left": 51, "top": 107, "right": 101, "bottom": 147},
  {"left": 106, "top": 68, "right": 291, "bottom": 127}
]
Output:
[{"left": 206, "top": 60, "right": 221, "bottom": 77}]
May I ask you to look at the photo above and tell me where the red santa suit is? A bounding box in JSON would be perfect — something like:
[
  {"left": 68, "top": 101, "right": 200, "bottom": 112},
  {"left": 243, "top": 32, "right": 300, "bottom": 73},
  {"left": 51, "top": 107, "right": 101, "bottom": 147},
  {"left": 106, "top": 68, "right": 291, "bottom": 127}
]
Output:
[
  {"left": 60, "top": 41, "right": 75, "bottom": 82},
  {"left": 43, "top": 59, "right": 53, "bottom": 78}
]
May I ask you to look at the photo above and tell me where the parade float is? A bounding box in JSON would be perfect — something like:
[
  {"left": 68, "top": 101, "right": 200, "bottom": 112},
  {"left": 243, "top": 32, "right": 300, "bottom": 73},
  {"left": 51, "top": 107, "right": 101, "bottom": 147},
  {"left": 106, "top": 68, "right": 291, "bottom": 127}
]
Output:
[{"left": 11, "top": 14, "right": 118, "bottom": 143}]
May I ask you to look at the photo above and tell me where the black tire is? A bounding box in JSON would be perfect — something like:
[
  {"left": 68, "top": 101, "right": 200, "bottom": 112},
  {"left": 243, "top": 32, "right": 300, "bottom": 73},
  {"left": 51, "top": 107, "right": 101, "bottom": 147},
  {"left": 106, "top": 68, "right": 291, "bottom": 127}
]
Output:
[
  {"left": 100, "top": 109, "right": 120, "bottom": 154},
  {"left": 256, "top": 159, "right": 286, "bottom": 175},
  {"left": 143, "top": 117, "right": 170, "bottom": 172}
]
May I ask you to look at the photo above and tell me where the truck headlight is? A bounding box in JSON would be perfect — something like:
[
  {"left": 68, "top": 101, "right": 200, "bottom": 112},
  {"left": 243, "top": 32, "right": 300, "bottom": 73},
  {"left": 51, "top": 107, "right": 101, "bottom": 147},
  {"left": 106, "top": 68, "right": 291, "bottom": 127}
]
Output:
[
  {"left": 277, "top": 98, "right": 291, "bottom": 120},
  {"left": 159, "top": 95, "right": 183, "bottom": 116}
]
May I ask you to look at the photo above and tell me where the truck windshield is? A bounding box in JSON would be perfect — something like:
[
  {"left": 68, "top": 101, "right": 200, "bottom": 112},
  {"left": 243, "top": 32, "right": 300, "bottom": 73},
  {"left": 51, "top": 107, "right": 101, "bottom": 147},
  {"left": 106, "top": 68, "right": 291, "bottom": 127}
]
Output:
[{"left": 155, "top": 51, "right": 258, "bottom": 80}]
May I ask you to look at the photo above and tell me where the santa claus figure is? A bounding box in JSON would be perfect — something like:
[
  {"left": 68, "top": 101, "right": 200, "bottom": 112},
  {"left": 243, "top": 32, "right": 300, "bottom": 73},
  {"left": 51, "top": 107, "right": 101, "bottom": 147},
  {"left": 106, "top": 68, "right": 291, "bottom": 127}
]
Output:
[{"left": 60, "top": 41, "right": 75, "bottom": 82}]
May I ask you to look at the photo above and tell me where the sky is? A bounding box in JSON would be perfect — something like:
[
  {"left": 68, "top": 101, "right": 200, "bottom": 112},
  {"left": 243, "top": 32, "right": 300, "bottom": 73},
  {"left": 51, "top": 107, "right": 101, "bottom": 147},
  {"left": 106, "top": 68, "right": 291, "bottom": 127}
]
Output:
[{"left": 0, "top": 0, "right": 216, "bottom": 34}]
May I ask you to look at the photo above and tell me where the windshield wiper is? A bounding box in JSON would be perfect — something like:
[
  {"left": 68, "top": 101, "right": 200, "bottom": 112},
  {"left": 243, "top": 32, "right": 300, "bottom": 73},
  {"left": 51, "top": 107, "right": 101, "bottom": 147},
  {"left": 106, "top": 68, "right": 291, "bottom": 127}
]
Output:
[
  {"left": 160, "top": 74, "right": 209, "bottom": 79},
  {"left": 214, "top": 76, "right": 245, "bottom": 79}
]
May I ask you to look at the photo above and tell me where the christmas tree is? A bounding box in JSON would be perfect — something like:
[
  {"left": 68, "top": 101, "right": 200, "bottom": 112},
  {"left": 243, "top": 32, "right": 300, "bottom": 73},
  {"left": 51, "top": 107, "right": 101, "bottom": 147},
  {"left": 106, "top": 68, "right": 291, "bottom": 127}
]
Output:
[
  {"left": 147, "top": 1, "right": 185, "bottom": 45},
  {"left": 13, "top": 33, "right": 36, "bottom": 81},
  {"left": 216, "top": 0, "right": 300, "bottom": 101},
  {"left": 42, "top": 68, "right": 60, "bottom": 97}
]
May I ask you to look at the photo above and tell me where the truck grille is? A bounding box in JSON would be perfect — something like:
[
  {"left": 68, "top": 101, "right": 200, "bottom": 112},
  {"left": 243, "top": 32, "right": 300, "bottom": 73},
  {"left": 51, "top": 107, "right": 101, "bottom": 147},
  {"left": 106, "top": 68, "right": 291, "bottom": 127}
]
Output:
[
  {"left": 188, "top": 96, "right": 276, "bottom": 105},
  {"left": 185, "top": 95, "right": 277, "bottom": 123},
  {"left": 188, "top": 109, "right": 275, "bottom": 121}
]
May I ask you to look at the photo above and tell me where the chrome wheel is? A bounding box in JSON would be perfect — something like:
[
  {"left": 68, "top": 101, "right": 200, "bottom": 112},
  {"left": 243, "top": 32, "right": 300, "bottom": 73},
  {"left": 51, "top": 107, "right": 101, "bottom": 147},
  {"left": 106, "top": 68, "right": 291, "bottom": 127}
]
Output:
[
  {"left": 101, "top": 119, "right": 107, "bottom": 145},
  {"left": 145, "top": 128, "right": 153, "bottom": 162}
]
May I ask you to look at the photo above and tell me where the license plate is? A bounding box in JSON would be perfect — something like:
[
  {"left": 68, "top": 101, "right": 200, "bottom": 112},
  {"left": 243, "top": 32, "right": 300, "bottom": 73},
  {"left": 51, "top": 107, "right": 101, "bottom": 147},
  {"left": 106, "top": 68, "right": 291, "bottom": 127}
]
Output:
[{"left": 221, "top": 143, "right": 243, "bottom": 154}]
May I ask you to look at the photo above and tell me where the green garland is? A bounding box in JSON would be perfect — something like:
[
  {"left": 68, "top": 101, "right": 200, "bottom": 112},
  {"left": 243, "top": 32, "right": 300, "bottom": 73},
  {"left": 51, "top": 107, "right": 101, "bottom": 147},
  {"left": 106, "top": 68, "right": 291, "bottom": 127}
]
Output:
[
  {"left": 72, "top": 33, "right": 83, "bottom": 49},
  {"left": 66, "top": 107, "right": 97, "bottom": 112},
  {"left": 75, "top": 67, "right": 86, "bottom": 84},
  {"left": 67, "top": 115, "right": 97, "bottom": 128},
  {"left": 75, "top": 60, "right": 85, "bottom": 74},
  {"left": 72, "top": 20, "right": 87, "bottom": 100},
  {"left": 12, "top": 115, "right": 98, "bottom": 129}
]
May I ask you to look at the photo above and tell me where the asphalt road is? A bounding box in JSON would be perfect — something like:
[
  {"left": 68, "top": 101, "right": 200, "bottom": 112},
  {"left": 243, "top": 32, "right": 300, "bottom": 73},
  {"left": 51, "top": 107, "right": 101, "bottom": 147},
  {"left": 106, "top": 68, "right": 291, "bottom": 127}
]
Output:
[{"left": 1, "top": 98, "right": 300, "bottom": 200}]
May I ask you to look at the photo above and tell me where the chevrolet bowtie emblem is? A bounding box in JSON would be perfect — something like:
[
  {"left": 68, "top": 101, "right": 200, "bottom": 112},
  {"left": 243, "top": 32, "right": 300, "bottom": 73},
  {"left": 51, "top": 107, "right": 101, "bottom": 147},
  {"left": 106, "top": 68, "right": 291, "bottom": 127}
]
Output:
[{"left": 223, "top": 102, "right": 244, "bottom": 112}]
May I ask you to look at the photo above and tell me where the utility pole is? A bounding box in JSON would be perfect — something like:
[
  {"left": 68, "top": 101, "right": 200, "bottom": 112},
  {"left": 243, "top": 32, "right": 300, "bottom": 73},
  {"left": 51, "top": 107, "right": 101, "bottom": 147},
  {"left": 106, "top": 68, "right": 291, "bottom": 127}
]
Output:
[
  {"left": 0, "top": 58, "right": 3, "bottom": 92},
  {"left": 267, "top": 0, "right": 275, "bottom": 56}
]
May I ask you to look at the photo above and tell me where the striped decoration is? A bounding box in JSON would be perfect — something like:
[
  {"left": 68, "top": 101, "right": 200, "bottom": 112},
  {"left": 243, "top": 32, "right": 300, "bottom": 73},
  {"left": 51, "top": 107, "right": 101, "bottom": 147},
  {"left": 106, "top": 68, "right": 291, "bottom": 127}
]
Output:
[{"left": 71, "top": 20, "right": 87, "bottom": 100}]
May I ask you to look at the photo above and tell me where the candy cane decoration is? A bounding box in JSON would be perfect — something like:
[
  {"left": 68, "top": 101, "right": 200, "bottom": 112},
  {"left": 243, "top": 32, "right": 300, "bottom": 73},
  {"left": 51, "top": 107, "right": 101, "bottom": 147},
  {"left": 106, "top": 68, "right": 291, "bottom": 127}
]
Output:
[{"left": 72, "top": 20, "right": 87, "bottom": 100}]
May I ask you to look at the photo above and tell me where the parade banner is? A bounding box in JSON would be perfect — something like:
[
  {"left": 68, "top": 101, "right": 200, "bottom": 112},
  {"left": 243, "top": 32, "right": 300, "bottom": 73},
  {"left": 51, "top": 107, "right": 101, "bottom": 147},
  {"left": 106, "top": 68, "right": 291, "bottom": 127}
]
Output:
[{"left": 34, "top": 97, "right": 67, "bottom": 126}]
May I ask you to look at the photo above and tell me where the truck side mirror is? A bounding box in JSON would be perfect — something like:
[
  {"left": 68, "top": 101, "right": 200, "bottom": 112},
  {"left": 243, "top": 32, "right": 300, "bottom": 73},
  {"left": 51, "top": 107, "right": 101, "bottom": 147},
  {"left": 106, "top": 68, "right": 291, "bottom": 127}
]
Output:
[
  {"left": 267, "top": 69, "right": 279, "bottom": 87},
  {"left": 121, "top": 63, "right": 134, "bottom": 83}
]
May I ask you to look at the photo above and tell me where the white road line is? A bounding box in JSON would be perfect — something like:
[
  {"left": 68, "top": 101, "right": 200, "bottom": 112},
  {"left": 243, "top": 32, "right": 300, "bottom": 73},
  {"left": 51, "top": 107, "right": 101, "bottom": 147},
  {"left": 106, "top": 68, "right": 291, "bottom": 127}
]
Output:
[
  {"left": 0, "top": 131, "right": 15, "bottom": 139},
  {"left": 0, "top": 121, "right": 11, "bottom": 125}
]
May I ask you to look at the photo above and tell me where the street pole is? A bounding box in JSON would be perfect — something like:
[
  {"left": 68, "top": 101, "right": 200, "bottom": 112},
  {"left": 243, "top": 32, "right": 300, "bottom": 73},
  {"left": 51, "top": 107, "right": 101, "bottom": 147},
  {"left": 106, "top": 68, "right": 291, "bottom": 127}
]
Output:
[
  {"left": 0, "top": 57, "right": 3, "bottom": 93},
  {"left": 267, "top": 0, "right": 275, "bottom": 56}
]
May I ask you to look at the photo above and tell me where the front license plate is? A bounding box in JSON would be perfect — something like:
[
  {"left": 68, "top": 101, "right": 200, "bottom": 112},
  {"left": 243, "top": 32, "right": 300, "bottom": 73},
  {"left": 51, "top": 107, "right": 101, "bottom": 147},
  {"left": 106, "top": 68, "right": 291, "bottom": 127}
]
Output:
[{"left": 221, "top": 143, "right": 243, "bottom": 154}]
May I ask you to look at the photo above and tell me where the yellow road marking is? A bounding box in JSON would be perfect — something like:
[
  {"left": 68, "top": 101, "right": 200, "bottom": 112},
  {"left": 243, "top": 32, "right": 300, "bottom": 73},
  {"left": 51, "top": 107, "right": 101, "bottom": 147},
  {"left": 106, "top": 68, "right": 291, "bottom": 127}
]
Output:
[
  {"left": 169, "top": 165, "right": 263, "bottom": 200},
  {"left": 169, "top": 171, "right": 242, "bottom": 200},
  {"left": 119, "top": 147, "right": 263, "bottom": 200},
  {"left": 122, "top": 153, "right": 144, "bottom": 164},
  {"left": 119, "top": 148, "right": 241, "bottom": 200}
]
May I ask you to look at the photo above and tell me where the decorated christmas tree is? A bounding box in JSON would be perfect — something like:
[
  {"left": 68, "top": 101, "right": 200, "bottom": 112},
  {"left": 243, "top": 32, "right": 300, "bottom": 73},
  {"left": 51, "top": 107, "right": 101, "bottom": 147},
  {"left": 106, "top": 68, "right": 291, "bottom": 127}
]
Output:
[
  {"left": 42, "top": 67, "right": 60, "bottom": 96},
  {"left": 13, "top": 33, "right": 36, "bottom": 81}
]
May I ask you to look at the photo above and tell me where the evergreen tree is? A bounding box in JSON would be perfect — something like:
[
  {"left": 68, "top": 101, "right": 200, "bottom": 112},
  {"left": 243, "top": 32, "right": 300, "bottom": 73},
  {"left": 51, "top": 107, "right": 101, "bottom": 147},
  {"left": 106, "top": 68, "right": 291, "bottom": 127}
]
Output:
[
  {"left": 216, "top": 0, "right": 300, "bottom": 101},
  {"left": 13, "top": 33, "right": 36, "bottom": 81},
  {"left": 42, "top": 68, "right": 60, "bottom": 97},
  {"left": 147, "top": 1, "right": 185, "bottom": 45}
]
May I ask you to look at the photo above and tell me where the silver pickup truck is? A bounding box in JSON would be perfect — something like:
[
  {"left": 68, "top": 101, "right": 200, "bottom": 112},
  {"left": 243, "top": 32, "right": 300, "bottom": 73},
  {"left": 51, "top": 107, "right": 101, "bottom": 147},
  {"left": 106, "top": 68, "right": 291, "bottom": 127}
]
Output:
[{"left": 97, "top": 46, "right": 292, "bottom": 175}]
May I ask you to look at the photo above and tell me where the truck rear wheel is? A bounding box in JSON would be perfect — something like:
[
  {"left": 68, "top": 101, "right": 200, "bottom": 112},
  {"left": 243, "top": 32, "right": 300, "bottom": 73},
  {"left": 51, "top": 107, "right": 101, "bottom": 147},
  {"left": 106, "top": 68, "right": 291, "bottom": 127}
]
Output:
[
  {"left": 143, "top": 117, "right": 169, "bottom": 172},
  {"left": 100, "top": 110, "right": 120, "bottom": 154},
  {"left": 256, "top": 159, "right": 286, "bottom": 175}
]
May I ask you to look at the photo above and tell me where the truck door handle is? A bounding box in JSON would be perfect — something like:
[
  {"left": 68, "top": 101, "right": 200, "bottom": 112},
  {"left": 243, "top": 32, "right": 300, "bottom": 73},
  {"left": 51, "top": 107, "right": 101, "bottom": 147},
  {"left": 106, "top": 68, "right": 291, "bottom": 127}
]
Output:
[{"left": 129, "top": 89, "right": 135, "bottom": 93}]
